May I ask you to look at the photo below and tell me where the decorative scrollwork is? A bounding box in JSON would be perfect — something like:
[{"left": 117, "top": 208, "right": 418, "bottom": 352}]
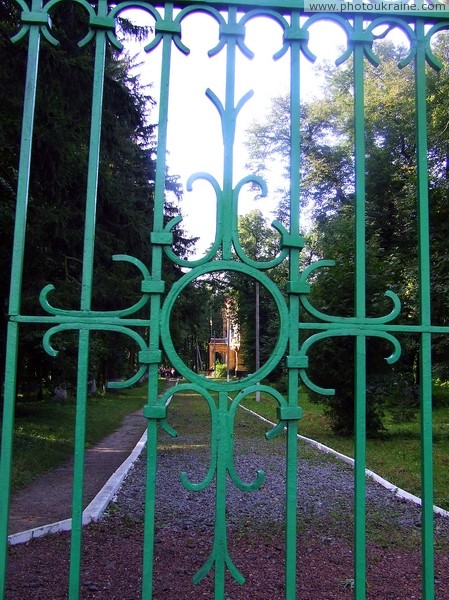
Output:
[
  {"left": 298, "top": 329, "right": 402, "bottom": 396},
  {"left": 298, "top": 260, "right": 402, "bottom": 325},
  {"left": 39, "top": 254, "right": 153, "bottom": 318},
  {"left": 159, "top": 383, "right": 288, "bottom": 586},
  {"left": 160, "top": 261, "right": 290, "bottom": 392},
  {"left": 42, "top": 322, "right": 149, "bottom": 387},
  {"left": 229, "top": 385, "right": 289, "bottom": 441}
]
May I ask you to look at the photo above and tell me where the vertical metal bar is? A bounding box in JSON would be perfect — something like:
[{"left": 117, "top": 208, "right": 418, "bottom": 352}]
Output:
[
  {"left": 221, "top": 6, "right": 238, "bottom": 261},
  {"left": 7, "top": 3, "right": 42, "bottom": 317},
  {"left": 353, "top": 17, "right": 367, "bottom": 599},
  {"left": 142, "top": 5, "right": 174, "bottom": 598},
  {"left": 286, "top": 9, "right": 302, "bottom": 600},
  {"left": 255, "top": 281, "right": 260, "bottom": 400},
  {"left": 414, "top": 19, "right": 434, "bottom": 600},
  {"left": 0, "top": 323, "right": 20, "bottom": 597},
  {"left": 0, "top": 6, "right": 42, "bottom": 594},
  {"left": 68, "top": 7, "right": 107, "bottom": 598},
  {"left": 141, "top": 410, "right": 158, "bottom": 600},
  {"left": 213, "top": 391, "right": 229, "bottom": 600},
  {"left": 226, "top": 310, "right": 231, "bottom": 381},
  {"left": 68, "top": 332, "right": 90, "bottom": 600}
]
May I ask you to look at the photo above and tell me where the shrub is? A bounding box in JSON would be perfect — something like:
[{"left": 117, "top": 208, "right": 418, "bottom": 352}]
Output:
[{"left": 214, "top": 362, "right": 227, "bottom": 378}]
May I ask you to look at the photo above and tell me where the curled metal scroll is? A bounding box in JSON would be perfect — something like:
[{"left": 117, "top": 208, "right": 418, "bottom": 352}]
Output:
[{"left": 20, "top": 4, "right": 447, "bottom": 597}]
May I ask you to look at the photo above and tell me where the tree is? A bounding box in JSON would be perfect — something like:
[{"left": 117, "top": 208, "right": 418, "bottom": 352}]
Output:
[
  {"left": 230, "top": 210, "right": 284, "bottom": 378},
  {"left": 0, "top": 4, "right": 193, "bottom": 397},
  {"left": 246, "top": 37, "right": 449, "bottom": 434}
]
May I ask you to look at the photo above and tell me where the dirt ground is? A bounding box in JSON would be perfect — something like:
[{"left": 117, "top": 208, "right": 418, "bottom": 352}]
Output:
[
  {"left": 5, "top": 403, "right": 449, "bottom": 599},
  {"left": 6, "top": 504, "right": 449, "bottom": 599}
]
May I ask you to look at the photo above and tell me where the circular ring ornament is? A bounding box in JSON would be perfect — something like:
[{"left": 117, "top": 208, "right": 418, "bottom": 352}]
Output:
[{"left": 160, "top": 261, "right": 289, "bottom": 392}]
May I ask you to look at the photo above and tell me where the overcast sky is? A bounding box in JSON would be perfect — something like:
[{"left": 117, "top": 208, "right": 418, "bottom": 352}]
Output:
[{"left": 121, "top": 11, "right": 404, "bottom": 256}]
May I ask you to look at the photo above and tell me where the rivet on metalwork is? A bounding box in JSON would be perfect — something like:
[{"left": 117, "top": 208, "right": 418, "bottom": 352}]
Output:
[
  {"left": 21, "top": 11, "right": 49, "bottom": 26},
  {"left": 286, "top": 281, "right": 311, "bottom": 295},
  {"left": 143, "top": 405, "right": 167, "bottom": 420},
  {"left": 280, "top": 232, "right": 304, "bottom": 250},
  {"left": 277, "top": 406, "right": 303, "bottom": 421},
  {"left": 287, "top": 355, "right": 309, "bottom": 369},
  {"left": 284, "top": 26, "right": 309, "bottom": 42},
  {"left": 141, "top": 280, "right": 165, "bottom": 294},
  {"left": 219, "top": 23, "right": 245, "bottom": 38},
  {"left": 155, "top": 21, "right": 182, "bottom": 35},
  {"left": 150, "top": 231, "right": 174, "bottom": 246},
  {"left": 138, "top": 350, "right": 162, "bottom": 364},
  {"left": 350, "top": 31, "right": 374, "bottom": 45},
  {"left": 89, "top": 16, "right": 116, "bottom": 31}
]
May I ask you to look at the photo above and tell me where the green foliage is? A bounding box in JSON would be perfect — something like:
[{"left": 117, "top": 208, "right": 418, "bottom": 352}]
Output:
[
  {"left": 0, "top": 5, "right": 198, "bottom": 398},
  {"left": 432, "top": 378, "right": 449, "bottom": 408},
  {"left": 370, "top": 370, "right": 420, "bottom": 423},
  {"left": 8, "top": 384, "right": 150, "bottom": 491},
  {"left": 214, "top": 361, "right": 227, "bottom": 378},
  {"left": 246, "top": 35, "right": 449, "bottom": 435},
  {"left": 170, "top": 280, "right": 212, "bottom": 372},
  {"left": 241, "top": 391, "right": 449, "bottom": 511},
  {"left": 302, "top": 209, "right": 398, "bottom": 436},
  {"left": 307, "top": 337, "right": 389, "bottom": 437},
  {"left": 230, "top": 210, "right": 285, "bottom": 378}
]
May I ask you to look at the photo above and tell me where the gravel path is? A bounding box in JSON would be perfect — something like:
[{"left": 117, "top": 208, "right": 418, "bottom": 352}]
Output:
[
  {"left": 6, "top": 401, "right": 449, "bottom": 599},
  {"left": 111, "top": 425, "right": 429, "bottom": 532}
]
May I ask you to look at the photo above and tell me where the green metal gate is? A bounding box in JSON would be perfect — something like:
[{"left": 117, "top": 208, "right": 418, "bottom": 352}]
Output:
[{"left": 1, "top": 0, "right": 448, "bottom": 598}]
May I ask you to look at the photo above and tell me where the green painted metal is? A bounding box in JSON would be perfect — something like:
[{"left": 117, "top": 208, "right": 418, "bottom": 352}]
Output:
[
  {"left": 1, "top": 1, "right": 449, "bottom": 599},
  {"left": 414, "top": 18, "right": 435, "bottom": 598},
  {"left": 353, "top": 16, "right": 367, "bottom": 598},
  {"left": 0, "top": 0, "right": 42, "bottom": 591}
]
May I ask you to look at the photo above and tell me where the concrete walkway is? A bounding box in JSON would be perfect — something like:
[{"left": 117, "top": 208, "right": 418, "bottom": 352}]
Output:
[{"left": 8, "top": 408, "right": 147, "bottom": 535}]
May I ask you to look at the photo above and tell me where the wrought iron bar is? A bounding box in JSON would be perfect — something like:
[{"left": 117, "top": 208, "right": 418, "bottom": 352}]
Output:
[
  {"left": 285, "top": 8, "right": 303, "bottom": 599},
  {"left": 68, "top": 5, "right": 108, "bottom": 597},
  {"left": 352, "top": 14, "right": 368, "bottom": 599},
  {"left": 141, "top": 3, "right": 176, "bottom": 598},
  {"left": 0, "top": 1, "right": 43, "bottom": 593},
  {"left": 2, "top": 4, "right": 449, "bottom": 600},
  {"left": 414, "top": 18, "right": 435, "bottom": 600}
]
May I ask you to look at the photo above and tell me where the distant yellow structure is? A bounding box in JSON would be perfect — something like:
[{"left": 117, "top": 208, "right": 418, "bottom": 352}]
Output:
[{"left": 208, "top": 309, "right": 247, "bottom": 376}]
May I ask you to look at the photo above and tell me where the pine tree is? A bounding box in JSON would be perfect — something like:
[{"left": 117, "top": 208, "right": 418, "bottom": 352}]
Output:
[{"left": 0, "top": 4, "right": 192, "bottom": 396}]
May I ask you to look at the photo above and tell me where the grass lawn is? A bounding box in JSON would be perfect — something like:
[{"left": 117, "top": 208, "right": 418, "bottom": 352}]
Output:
[
  {"left": 241, "top": 390, "right": 449, "bottom": 511},
  {"left": 3, "top": 378, "right": 448, "bottom": 512},
  {"left": 3, "top": 382, "right": 161, "bottom": 492}
]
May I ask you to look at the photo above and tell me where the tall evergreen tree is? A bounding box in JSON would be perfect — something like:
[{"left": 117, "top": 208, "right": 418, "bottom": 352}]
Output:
[{"left": 0, "top": 3, "right": 192, "bottom": 396}]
